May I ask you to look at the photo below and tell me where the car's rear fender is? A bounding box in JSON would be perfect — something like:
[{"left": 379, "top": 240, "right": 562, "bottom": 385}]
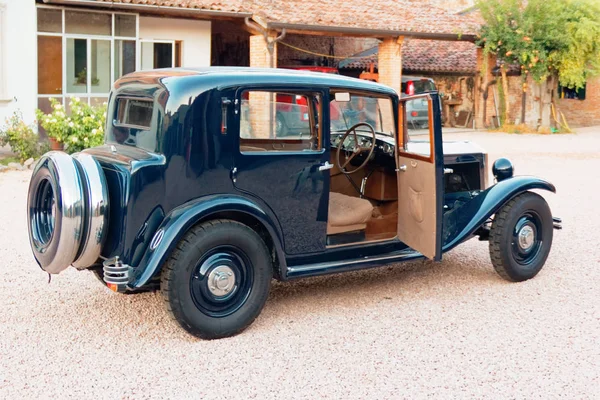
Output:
[
  {"left": 442, "top": 176, "right": 556, "bottom": 252},
  {"left": 129, "top": 194, "right": 286, "bottom": 288}
]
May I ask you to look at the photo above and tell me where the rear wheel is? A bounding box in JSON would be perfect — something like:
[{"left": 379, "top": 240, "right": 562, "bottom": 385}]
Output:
[
  {"left": 161, "top": 220, "right": 272, "bottom": 339},
  {"left": 489, "top": 192, "right": 553, "bottom": 282}
]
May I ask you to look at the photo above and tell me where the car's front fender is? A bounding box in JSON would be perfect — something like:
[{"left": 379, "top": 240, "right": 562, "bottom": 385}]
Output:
[
  {"left": 442, "top": 176, "right": 556, "bottom": 252},
  {"left": 128, "top": 194, "right": 285, "bottom": 288}
]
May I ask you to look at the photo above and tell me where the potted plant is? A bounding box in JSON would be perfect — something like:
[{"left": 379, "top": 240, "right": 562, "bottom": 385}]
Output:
[{"left": 37, "top": 97, "right": 107, "bottom": 154}]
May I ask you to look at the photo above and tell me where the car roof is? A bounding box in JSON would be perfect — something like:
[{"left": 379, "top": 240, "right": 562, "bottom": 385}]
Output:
[{"left": 117, "top": 67, "right": 398, "bottom": 97}]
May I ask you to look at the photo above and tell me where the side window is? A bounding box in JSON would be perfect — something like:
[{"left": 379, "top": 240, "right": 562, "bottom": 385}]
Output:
[
  {"left": 400, "top": 94, "right": 434, "bottom": 159},
  {"left": 239, "top": 91, "right": 321, "bottom": 153}
]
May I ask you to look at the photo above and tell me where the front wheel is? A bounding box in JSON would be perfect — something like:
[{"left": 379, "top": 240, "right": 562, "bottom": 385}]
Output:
[
  {"left": 161, "top": 220, "right": 272, "bottom": 339},
  {"left": 489, "top": 192, "right": 553, "bottom": 282}
]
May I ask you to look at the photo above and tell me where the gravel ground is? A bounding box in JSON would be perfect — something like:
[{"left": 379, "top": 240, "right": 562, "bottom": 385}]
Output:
[{"left": 1, "top": 129, "right": 599, "bottom": 399}]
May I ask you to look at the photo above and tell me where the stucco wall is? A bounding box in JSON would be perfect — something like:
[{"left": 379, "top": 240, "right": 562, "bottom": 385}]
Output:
[
  {"left": 0, "top": 0, "right": 37, "bottom": 125},
  {"left": 139, "top": 17, "right": 211, "bottom": 69}
]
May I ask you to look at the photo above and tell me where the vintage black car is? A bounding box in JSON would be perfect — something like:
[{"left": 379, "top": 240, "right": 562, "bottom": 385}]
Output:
[{"left": 27, "top": 68, "right": 561, "bottom": 339}]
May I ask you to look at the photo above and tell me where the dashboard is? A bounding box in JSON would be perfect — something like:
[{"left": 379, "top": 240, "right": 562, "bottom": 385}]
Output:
[{"left": 330, "top": 131, "right": 397, "bottom": 170}]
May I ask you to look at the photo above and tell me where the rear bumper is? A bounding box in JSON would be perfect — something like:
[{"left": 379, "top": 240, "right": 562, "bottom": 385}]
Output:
[
  {"left": 553, "top": 217, "right": 563, "bottom": 230},
  {"left": 102, "top": 256, "right": 131, "bottom": 292}
]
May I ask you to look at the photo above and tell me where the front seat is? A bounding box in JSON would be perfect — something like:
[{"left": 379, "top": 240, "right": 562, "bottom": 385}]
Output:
[{"left": 327, "top": 192, "right": 374, "bottom": 235}]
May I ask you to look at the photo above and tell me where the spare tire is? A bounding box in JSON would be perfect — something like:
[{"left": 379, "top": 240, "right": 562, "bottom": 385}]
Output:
[
  {"left": 27, "top": 152, "right": 110, "bottom": 274},
  {"left": 28, "top": 152, "right": 85, "bottom": 274},
  {"left": 72, "top": 153, "right": 109, "bottom": 270}
]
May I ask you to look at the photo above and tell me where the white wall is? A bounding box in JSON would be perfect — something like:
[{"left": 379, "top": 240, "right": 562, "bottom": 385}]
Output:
[
  {"left": 139, "top": 17, "right": 211, "bottom": 68},
  {"left": 0, "top": 0, "right": 37, "bottom": 125}
]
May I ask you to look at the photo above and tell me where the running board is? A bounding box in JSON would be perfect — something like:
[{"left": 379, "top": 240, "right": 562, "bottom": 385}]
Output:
[{"left": 285, "top": 249, "right": 424, "bottom": 279}]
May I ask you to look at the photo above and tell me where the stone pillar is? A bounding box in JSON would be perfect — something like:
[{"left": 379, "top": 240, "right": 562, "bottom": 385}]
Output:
[
  {"left": 377, "top": 37, "right": 403, "bottom": 95},
  {"left": 248, "top": 34, "right": 278, "bottom": 138}
]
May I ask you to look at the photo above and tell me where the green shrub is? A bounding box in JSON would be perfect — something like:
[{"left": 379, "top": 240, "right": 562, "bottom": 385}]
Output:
[
  {"left": 0, "top": 111, "right": 48, "bottom": 163},
  {"left": 36, "top": 97, "right": 107, "bottom": 154}
]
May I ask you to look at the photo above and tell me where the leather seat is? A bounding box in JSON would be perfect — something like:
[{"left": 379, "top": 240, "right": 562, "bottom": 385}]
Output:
[{"left": 327, "top": 192, "right": 374, "bottom": 235}]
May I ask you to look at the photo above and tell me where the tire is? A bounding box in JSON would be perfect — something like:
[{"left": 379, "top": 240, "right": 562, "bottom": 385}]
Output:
[
  {"left": 161, "top": 220, "right": 272, "bottom": 339},
  {"left": 489, "top": 192, "right": 553, "bottom": 282},
  {"left": 28, "top": 152, "right": 109, "bottom": 274},
  {"left": 28, "top": 152, "right": 84, "bottom": 274}
]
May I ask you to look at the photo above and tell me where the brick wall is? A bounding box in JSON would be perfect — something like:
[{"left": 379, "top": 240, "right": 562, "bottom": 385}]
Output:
[
  {"left": 277, "top": 34, "right": 378, "bottom": 67},
  {"left": 248, "top": 34, "right": 277, "bottom": 137},
  {"left": 378, "top": 38, "right": 403, "bottom": 95},
  {"left": 556, "top": 77, "right": 600, "bottom": 127}
]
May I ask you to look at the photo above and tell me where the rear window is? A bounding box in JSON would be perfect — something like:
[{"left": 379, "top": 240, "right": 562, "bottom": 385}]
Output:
[
  {"left": 109, "top": 97, "right": 157, "bottom": 152},
  {"left": 116, "top": 98, "right": 153, "bottom": 128}
]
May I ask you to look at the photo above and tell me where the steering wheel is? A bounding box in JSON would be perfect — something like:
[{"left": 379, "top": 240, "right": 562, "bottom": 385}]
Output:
[{"left": 335, "top": 122, "right": 377, "bottom": 174}]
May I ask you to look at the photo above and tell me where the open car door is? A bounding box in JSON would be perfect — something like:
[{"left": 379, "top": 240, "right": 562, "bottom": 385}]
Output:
[{"left": 396, "top": 93, "right": 444, "bottom": 260}]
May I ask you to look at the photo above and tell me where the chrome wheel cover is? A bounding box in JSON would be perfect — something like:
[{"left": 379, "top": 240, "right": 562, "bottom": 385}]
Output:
[
  {"left": 72, "top": 153, "right": 109, "bottom": 269},
  {"left": 28, "top": 152, "right": 84, "bottom": 274}
]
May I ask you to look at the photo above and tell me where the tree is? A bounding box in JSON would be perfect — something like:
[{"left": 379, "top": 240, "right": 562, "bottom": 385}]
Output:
[{"left": 476, "top": 0, "right": 600, "bottom": 128}]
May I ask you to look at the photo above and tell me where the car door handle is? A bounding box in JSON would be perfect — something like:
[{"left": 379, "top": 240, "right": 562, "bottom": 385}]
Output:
[
  {"left": 319, "top": 161, "right": 334, "bottom": 171},
  {"left": 396, "top": 165, "right": 407, "bottom": 172}
]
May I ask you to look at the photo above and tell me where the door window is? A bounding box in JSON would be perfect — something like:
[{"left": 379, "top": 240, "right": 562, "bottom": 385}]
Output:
[
  {"left": 400, "top": 95, "right": 434, "bottom": 159},
  {"left": 239, "top": 91, "right": 321, "bottom": 153}
]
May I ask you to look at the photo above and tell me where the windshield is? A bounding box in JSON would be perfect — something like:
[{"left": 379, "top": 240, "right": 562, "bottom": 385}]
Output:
[{"left": 330, "top": 94, "right": 395, "bottom": 136}]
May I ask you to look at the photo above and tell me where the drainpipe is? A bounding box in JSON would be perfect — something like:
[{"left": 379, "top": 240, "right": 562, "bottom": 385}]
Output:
[{"left": 244, "top": 17, "right": 286, "bottom": 68}]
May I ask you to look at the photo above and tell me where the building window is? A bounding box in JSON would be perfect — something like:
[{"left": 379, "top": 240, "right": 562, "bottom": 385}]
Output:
[
  {"left": 558, "top": 84, "right": 586, "bottom": 100},
  {"left": 141, "top": 40, "right": 182, "bottom": 70},
  {"left": 36, "top": 7, "right": 139, "bottom": 108}
]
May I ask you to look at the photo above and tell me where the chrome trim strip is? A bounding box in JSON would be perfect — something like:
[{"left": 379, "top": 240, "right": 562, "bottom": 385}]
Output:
[
  {"left": 287, "top": 249, "right": 419, "bottom": 275},
  {"left": 72, "top": 153, "right": 110, "bottom": 269}
]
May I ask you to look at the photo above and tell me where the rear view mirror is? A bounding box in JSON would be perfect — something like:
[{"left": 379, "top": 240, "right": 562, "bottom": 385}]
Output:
[{"left": 334, "top": 92, "right": 350, "bottom": 102}]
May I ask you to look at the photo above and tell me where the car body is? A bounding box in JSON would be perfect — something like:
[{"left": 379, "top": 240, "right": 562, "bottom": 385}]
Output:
[{"left": 27, "top": 67, "right": 561, "bottom": 339}]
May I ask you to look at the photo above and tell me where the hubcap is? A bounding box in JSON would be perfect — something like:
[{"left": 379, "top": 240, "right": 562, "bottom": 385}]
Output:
[
  {"left": 189, "top": 247, "right": 253, "bottom": 318},
  {"left": 517, "top": 225, "right": 535, "bottom": 251},
  {"left": 511, "top": 212, "right": 543, "bottom": 266},
  {"left": 207, "top": 265, "right": 236, "bottom": 297}
]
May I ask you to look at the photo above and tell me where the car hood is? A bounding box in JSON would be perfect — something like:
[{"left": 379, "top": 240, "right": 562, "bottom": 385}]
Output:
[
  {"left": 376, "top": 134, "right": 487, "bottom": 156},
  {"left": 408, "top": 140, "right": 487, "bottom": 157}
]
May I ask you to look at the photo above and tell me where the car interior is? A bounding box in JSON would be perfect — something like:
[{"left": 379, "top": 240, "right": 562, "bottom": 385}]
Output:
[
  {"left": 238, "top": 89, "right": 428, "bottom": 248},
  {"left": 325, "top": 92, "right": 401, "bottom": 246}
]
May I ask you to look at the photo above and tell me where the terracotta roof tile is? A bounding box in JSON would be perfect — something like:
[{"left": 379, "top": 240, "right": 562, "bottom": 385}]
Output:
[
  {"left": 252, "top": 0, "right": 480, "bottom": 37},
  {"left": 88, "top": 0, "right": 480, "bottom": 37},
  {"left": 339, "top": 39, "right": 478, "bottom": 74},
  {"left": 91, "top": 0, "right": 249, "bottom": 13}
]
